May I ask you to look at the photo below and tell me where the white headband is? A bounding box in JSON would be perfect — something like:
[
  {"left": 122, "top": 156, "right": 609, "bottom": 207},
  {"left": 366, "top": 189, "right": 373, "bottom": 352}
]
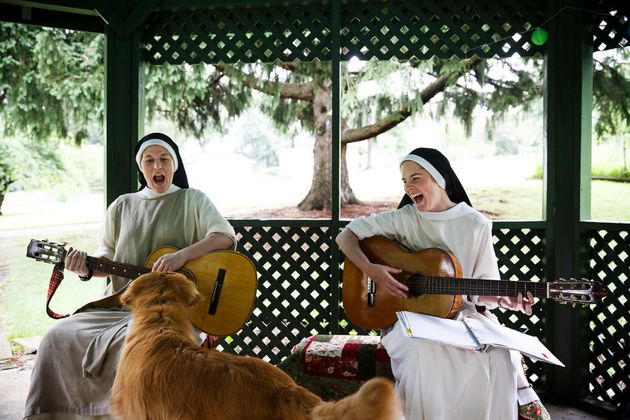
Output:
[
  {"left": 400, "top": 154, "right": 446, "bottom": 189},
  {"left": 135, "top": 139, "right": 179, "bottom": 172}
]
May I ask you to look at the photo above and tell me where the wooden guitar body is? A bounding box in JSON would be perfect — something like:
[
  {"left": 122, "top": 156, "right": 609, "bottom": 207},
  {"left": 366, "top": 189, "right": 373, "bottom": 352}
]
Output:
[
  {"left": 342, "top": 236, "right": 463, "bottom": 330},
  {"left": 342, "top": 236, "right": 606, "bottom": 330},
  {"left": 146, "top": 247, "right": 258, "bottom": 337}
]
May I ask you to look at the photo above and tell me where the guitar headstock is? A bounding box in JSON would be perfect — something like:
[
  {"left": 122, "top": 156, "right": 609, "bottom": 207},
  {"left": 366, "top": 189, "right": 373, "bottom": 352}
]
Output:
[
  {"left": 26, "top": 239, "right": 67, "bottom": 266},
  {"left": 549, "top": 278, "right": 607, "bottom": 306}
]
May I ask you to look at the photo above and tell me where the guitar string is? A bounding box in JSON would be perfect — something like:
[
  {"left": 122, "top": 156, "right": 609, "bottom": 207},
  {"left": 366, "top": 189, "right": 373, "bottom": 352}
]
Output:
[
  {"left": 405, "top": 275, "right": 549, "bottom": 297},
  {"left": 86, "top": 256, "right": 150, "bottom": 279}
]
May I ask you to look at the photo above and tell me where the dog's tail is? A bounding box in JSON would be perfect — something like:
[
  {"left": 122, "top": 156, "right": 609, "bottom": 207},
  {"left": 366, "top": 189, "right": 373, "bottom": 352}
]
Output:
[{"left": 310, "top": 377, "right": 401, "bottom": 420}]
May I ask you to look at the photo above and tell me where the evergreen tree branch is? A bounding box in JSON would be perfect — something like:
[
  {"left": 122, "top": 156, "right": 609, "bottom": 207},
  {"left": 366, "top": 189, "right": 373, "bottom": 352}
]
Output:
[
  {"left": 215, "top": 64, "right": 315, "bottom": 101},
  {"left": 343, "top": 56, "right": 481, "bottom": 144}
]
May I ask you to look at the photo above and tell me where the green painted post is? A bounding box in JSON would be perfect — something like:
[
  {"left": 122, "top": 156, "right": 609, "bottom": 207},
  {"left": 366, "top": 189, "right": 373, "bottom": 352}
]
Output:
[
  {"left": 104, "top": 23, "right": 144, "bottom": 206},
  {"left": 330, "top": 0, "right": 342, "bottom": 334},
  {"left": 543, "top": 0, "right": 593, "bottom": 403}
]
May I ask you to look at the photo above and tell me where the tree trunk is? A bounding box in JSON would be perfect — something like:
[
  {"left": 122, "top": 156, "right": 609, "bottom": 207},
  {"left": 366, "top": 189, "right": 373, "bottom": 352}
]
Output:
[
  {"left": 298, "top": 84, "right": 360, "bottom": 211},
  {"left": 340, "top": 142, "right": 361, "bottom": 206}
]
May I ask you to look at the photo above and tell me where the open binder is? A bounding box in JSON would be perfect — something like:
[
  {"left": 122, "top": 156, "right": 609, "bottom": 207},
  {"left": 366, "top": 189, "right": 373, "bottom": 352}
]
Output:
[{"left": 396, "top": 311, "right": 564, "bottom": 367}]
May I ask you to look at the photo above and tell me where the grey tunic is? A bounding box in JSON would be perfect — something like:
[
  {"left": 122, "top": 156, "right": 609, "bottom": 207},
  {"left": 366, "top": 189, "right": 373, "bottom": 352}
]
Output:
[{"left": 24, "top": 188, "right": 235, "bottom": 419}]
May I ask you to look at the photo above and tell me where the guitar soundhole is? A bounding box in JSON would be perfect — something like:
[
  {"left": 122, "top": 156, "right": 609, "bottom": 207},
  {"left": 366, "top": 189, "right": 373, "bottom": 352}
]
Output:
[{"left": 407, "top": 274, "right": 425, "bottom": 297}]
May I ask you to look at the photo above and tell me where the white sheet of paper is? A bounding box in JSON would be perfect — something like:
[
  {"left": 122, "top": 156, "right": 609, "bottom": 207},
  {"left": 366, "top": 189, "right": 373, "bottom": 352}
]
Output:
[
  {"left": 462, "top": 317, "right": 564, "bottom": 366},
  {"left": 396, "top": 311, "right": 478, "bottom": 350},
  {"left": 396, "top": 311, "right": 564, "bottom": 367}
]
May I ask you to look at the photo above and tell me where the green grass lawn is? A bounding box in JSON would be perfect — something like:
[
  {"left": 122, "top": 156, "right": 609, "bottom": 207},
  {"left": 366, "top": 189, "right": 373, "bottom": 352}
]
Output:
[
  {"left": 469, "top": 180, "right": 630, "bottom": 221},
  {"left": 590, "top": 180, "right": 630, "bottom": 221},
  {"left": 468, "top": 181, "right": 544, "bottom": 220},
  {"left": 0, "top": 231, "right": 106, "bottom": 340}
]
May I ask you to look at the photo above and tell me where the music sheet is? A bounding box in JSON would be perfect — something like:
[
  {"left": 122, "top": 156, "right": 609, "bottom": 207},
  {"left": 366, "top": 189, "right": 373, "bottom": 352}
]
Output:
[{"left": 396, "top": 311, "right": 564, "bottom": 367}]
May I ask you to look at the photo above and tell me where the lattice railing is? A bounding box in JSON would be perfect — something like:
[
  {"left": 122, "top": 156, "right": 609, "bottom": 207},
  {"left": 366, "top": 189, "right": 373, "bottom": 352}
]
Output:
[
  {"left": 214, "top": 221, "right": 549, "bottom": 388},
  {"left": 209, "top": 220, "right": 629, "bottom": 402},
  {"left": 215, "top": 222, "right": 333, "bottom": 364},
  {"left": 493, "top": 225, "right": 547, "bottom": 388},
  {"left": 583, "top": 225, "right": 630, "bottom": 406}
]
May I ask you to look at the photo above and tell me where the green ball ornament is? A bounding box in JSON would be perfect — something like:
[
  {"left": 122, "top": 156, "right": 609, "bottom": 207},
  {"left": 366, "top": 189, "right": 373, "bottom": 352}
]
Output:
[{"left": 531, "top": 28, "right": 548, "bottom": 46}]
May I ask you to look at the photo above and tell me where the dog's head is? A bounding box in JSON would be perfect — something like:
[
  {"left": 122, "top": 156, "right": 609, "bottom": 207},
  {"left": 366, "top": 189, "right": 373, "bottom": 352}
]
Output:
[
  {"left": 121, "top": 271, "right": 201, "bottom": 311},
  {"left": 311, "top": 377, "right": 401, "bottom": 420}
]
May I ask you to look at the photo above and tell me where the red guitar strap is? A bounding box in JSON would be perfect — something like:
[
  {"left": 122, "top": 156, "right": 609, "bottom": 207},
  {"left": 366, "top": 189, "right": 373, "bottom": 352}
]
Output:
[{"left": 46, "top": 264, "right": 70, "bottom": 319}]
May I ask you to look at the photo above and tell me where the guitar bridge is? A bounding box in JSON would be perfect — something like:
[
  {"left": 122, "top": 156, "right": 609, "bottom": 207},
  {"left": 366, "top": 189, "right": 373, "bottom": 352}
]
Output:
[
  {"left": 367, "top": 277, "right": 375, "bottom": 307},
  {"left": 208, "top": 268, "right": 226, "bottom": 316}
]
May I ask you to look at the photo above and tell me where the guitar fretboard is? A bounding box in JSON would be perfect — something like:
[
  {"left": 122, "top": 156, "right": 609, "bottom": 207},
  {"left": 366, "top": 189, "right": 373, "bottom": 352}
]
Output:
[
  {"left": 86, "top": 256, "right": 150, "bottom": 280},
  {"left": 408, "top": 275, "right": 549, "bottom": 298}
]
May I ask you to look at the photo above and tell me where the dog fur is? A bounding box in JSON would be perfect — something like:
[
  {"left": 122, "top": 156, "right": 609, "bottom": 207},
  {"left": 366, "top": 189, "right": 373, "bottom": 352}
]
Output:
[{"left": 111, "top": 271, "right": 400, "bottom": 420}]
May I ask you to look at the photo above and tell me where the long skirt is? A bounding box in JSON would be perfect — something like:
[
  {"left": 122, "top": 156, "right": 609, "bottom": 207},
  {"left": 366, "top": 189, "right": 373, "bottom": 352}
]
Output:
[
  {"left": 25, "top": 307, "right": 206, "bottom": 420},
  {"left": 381, "top": 312, "right": 519, "bottom": 420},
  {"left": 24, "top": 308, "right": 131, "bottom": 419}
]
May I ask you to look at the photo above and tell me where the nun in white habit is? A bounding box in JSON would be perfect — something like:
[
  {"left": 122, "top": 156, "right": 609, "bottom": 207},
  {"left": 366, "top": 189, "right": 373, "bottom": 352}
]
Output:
[{"left": 336, "top": 147, "right": 549, "bottom": 420}]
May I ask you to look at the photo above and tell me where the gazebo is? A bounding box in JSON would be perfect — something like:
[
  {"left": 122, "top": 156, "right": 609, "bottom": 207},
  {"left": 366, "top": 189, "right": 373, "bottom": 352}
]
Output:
[{"left": 1, "top": 0, "right": 628, "bottom": 416}]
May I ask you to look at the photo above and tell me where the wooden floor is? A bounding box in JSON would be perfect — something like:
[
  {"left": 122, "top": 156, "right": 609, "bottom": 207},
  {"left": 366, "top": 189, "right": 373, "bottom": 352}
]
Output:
[{"left": 544, "top": 402, "right": 609, "bottom": 420}]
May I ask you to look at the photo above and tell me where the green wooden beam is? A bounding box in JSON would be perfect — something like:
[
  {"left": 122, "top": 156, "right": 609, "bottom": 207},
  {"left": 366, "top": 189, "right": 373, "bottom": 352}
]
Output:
[
  {"left": 88, "top": 0, "right": 159, "bottom": 38},
  {"left": 0, "top": 0, "right": 97, "bottom": 15},
  {"left": 543, "top": 0, "right": 593, "bottom": 403},
  {"left": 0, "top": 3, "right": 103, "bottom": 32},
  {"left": 330, "top": 0, "right": 341, "bottom": 334},
  {"left": 104, "top": 24, "right": 145, "bottom": 206},
  {"left": 0, "top": 0, "right": 158, "bottom": 36}
]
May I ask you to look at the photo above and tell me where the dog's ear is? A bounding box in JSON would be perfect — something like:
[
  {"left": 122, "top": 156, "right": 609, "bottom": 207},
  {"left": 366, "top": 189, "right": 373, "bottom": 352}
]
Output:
[
  {"left": 120, "top": 287, "right": 133, "bottom": 307},
  {"left": 120, "top": 278, "right": 141, "bottom": 308},
  {"left": 120, "top": 272, "right": 162, "bottom": 308},
  {"left": 160, "top": 272, "right": 200, "bottom": 308},
  {"left": 170, "top": 273, "right": 201, "bottom": 307},
  {"left": 186, "top": 283, "right": 201, "bottom": 307}
]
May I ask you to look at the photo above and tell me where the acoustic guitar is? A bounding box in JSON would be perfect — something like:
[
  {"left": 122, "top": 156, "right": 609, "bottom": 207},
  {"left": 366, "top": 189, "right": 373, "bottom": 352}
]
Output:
[
  {"left": 26, "top": 239, "right": 258, "bottom": 336},
  {"left": 342, "top": 236, "right": 607, "bottom": 330}
]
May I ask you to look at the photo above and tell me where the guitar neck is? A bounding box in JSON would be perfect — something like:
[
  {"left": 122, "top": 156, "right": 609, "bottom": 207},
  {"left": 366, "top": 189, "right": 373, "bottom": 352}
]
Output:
[
  {"left": 409, "top": 275, "right": 549, "bottom": 299},
  {"left": 85, "top": 256, "right": 150, "bottom": 280}
]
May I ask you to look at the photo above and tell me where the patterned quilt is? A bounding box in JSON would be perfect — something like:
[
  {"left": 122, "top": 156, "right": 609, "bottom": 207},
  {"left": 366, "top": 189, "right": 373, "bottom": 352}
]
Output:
[{"left": 278, "top": 334, "right": 393, "bottom": 400}]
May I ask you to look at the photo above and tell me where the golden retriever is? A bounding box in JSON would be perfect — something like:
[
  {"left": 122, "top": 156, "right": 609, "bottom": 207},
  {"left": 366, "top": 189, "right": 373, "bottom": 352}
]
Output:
[{"left": 111, "top": 272, "right": 400, "bottom": 420}]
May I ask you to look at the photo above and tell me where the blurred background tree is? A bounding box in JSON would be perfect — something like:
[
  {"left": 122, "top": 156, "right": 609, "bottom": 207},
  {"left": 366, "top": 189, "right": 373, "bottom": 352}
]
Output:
[
  {"left": 1, "top": 21, "right": 628, "bottom": 213},
  {"left": 0, "top": 23, "right": 103, "bottom": 214}
]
